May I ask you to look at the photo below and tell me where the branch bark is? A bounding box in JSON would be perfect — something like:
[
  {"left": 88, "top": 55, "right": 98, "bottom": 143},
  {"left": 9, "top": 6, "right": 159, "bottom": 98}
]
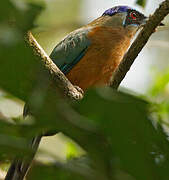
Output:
[
  {"left": 110, "top": 0, "right": 169, "bottom": 89},
  {"left": 27, "top": 31, "right": 83, "bottom": 100}
]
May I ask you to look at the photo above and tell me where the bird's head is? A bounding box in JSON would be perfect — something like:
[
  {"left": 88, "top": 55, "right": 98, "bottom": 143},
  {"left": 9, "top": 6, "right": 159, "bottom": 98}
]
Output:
[{"left": 102, "top": 5, "right": 147, "bottom": 29}]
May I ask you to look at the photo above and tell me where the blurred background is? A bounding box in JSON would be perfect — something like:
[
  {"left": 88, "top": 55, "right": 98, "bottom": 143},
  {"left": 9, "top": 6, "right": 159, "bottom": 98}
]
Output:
[{"left": 0, "top": 0, "right": 169, "bottom": 175}]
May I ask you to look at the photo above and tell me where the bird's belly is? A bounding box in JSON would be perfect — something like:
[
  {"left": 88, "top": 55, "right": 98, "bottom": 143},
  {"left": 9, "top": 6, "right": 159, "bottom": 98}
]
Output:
[
  {"left": 66, "top": 47, "right": 123, "bottom": 90},
  {"left": 66, "top": 26, "right": 131, "bottom": 90}
]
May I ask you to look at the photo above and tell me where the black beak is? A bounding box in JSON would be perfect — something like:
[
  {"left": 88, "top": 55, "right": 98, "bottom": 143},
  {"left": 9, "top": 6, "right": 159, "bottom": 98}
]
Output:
[
  {"left": 140, "top": 17, "right": 148, "bottom": 25},
  {"left": 141, "top": 16, "right": 165, "bottom": 26},
  {"left": 159, "top": 22, "right": 165, "bottom": 26}
]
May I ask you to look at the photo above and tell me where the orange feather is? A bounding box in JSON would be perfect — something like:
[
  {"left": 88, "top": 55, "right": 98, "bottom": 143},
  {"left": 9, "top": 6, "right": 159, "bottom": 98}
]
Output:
[{"left": 66, "top": 26, "right": 136, "bottom": 90}]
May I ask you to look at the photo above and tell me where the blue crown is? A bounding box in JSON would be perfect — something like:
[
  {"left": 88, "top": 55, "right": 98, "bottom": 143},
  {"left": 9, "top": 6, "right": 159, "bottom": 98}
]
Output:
[{"left": 102, "top": 6, "right": 132, "bottom": 16}]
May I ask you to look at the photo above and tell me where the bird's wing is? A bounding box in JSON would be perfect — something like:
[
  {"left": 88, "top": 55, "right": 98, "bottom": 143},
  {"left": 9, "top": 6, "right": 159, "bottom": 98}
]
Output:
[{"left": 50, "top": 28, "right": 91, "bottom": 74}]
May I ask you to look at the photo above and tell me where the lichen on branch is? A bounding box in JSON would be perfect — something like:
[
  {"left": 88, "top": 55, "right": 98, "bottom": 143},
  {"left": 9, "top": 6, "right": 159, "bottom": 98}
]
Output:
[{"left": 26, "top": 31, "right": 83, "bottom": 100}]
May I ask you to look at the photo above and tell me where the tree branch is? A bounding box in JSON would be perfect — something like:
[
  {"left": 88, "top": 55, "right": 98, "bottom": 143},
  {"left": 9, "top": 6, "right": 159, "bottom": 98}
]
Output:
[
  {"left": 5, "top": 32, "right": 85, "bottom": 180},
  {"left": 26, "top": 31, "right": 83, "bottom": 100},
  {"left": 110, "top": 0, "right": 169, "bottom": 89}
]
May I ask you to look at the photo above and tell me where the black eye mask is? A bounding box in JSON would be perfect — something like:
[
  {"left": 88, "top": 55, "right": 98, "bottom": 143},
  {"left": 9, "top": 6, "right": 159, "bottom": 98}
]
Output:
[{"left": 124, "top": 9, "right": 147, "bottom": 27}]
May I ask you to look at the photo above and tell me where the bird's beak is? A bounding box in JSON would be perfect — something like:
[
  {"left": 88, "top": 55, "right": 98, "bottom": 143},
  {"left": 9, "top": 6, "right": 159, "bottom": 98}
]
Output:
[
  {"left": 159, "top": 22, "right": 165, "bottom": 26},
  {"left": 140, "top": 16, "right": 148, "bottom": 26},
  {"left": 140, "top": 16, "right": 165, "bottom": 26}
]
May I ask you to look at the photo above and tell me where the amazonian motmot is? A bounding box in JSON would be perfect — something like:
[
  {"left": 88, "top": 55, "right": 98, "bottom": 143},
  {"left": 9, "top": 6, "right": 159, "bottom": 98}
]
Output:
[
  {"left": 50, "top": 5, "right": 149, "bottom": 90},
  {"left": 5, "top": 5, "right": 164, "bottom": 180}
]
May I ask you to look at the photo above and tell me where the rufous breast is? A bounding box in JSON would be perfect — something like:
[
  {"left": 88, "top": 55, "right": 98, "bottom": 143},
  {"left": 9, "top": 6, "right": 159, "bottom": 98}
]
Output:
[{"left": 66, "top": 26, "right": 135, "bottom": 90}]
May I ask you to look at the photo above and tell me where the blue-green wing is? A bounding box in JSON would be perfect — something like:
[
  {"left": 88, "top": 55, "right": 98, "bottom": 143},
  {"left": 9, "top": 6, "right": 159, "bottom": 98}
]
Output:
[{"left": 50, "top": 28, "right": 91, "bottom": 74}]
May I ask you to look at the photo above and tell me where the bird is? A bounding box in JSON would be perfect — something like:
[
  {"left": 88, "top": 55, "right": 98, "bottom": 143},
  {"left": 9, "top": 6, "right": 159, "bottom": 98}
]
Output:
[
  {"left": 5, "top": 5, "right": 163, "bottom": 180},
  {"left": 50, "top": 5, "right": 148, "bottom": 91}
]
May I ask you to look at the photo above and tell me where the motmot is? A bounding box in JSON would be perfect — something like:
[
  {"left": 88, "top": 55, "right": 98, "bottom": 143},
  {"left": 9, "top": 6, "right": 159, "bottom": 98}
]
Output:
[
  {"left": 5, "top": 5, "right": 164, "bottom": 180},
  {"left": 50, "top": 5, "right": 148, "bottom": 91}
]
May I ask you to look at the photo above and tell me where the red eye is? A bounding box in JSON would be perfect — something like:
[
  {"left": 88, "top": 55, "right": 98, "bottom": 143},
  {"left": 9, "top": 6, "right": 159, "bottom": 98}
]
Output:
[{"left": 130, "top": 12, "right": 137, "bottom": 20}]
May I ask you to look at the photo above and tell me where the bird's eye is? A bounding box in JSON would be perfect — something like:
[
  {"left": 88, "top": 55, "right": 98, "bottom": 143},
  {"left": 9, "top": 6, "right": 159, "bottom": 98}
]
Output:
[{"left": 130, "top": 12, "right": 137, "bottom": 20}]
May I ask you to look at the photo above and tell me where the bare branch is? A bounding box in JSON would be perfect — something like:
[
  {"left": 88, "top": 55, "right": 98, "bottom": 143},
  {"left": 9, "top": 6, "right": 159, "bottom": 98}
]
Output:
[
  {"left": 5, "top": 32, "right": 85, "bottom": 180},
  {"left": 110, "top": 0, "right": 169, "bottom": 89},
  {"left": 26, "top": 31, "right": 83, "bottom": 100}
]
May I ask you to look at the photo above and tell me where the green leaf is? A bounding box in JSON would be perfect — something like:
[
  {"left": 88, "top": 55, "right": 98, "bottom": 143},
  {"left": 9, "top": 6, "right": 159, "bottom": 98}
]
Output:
[
  {"left": 0, "top": 0, "right": 45, "bottom": 102},
  {"left": 75, "top": 88, "right": 169, "bottom": 180},
  {"left": 149, "top": 70, "right": 169, "bottom": 97},
  {"left": 27, "top": 160, "right": 91, "bottom": 180},
  {"left": 0, "top": 119, "right": 32, "bottom": 160},
  {"left": 26, "top": 86, "right": 169, "bottom": 180},
  {"left": 136, "top": 0, "right": 146, "bottom": 7},
  {"left": 149, "top": 68, "right": 169, "bottom": 126},
  {"left": 66, "top": 141, "right": 84, "bottom": 160}
]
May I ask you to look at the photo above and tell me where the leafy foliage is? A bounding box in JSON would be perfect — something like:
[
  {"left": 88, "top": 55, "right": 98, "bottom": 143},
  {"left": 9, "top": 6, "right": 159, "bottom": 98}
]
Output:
[
  {"left": 0, "top": 118, "right": 33, "bottom": 161},
  {"left": 150, "top": 69, "right": 169, "bottom": 97},
  {"left": 136, "top": 0, "right": 147, "bottom": 7},
  {"left": 0, "top": 0, "right": 43, "bottom": 102},
  {"left": 27, "top": 158, "right": 90, "bottom": 180},
  {"left": 0, "top": 0, "right": 169, "bottom": 180},
  {"left": 149, "top": 68, "right": 169, "bottom": 127},
  {"left": 74, "top": 88, "right": 169, "bottom": 180}
]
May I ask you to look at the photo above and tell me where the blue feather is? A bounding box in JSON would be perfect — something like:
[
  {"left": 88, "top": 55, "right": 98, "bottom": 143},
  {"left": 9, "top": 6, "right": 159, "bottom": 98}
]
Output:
[
  {"left": 60, "top": 47, "right": 88, "bottom": 74},
  {"left": 102, "top": 6, "right": 132, "bottom": 16},
  {"left": 50, "top": 28, "right": 91, "bottom": 75}
]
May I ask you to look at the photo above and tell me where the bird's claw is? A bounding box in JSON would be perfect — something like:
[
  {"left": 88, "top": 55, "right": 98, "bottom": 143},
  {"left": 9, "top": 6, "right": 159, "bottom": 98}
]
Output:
[{"left": 74, "top": 85, "right": 84, "bottom": 95}]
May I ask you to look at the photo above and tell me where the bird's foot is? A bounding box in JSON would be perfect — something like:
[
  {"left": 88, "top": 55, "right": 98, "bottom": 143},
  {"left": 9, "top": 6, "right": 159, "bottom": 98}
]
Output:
[{"left": 74, "top": 85, "right": 84, "bottom": 95}]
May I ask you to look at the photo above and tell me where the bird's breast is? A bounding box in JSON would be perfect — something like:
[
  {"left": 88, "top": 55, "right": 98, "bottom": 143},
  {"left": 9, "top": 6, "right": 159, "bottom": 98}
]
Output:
[{"left": 66, "top": 26, "right": 134, "bottom": 90}]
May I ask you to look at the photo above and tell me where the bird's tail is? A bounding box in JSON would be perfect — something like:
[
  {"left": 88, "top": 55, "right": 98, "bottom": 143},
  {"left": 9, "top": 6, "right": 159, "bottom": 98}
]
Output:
[{"left": 5, "top": 135, "right": 42, "bottom": 180}]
